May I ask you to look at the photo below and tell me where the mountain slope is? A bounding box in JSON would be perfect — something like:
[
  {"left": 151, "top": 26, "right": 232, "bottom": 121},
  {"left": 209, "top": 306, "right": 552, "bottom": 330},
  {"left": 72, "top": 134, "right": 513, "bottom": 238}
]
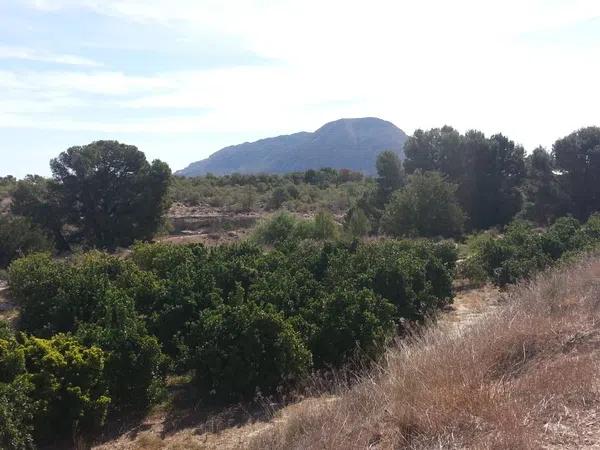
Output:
[{"left": 176, "top": 117, "right": 407, "bottom": 176}]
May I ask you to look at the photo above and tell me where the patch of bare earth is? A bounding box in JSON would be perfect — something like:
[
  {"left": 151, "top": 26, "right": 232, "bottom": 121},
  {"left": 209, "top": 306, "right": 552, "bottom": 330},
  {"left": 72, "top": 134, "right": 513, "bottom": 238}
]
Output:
[{"left": 161, "top": 203, "right": 262, "bottom": 246}]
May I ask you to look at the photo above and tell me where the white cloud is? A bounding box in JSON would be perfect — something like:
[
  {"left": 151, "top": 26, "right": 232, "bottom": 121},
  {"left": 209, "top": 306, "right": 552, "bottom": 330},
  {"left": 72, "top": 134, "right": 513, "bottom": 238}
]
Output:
[
  {"left": 0, "top": 45, "right": 102, "bottom": 66},
  {"left": 5, "top": 0, "right": 600, "bottom": 152}
]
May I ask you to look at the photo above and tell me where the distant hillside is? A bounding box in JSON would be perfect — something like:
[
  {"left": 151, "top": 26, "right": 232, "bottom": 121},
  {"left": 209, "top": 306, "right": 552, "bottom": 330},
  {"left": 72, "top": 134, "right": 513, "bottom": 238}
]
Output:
[{"left": 176, "top": 117, "right": 408, "bottom": 177}]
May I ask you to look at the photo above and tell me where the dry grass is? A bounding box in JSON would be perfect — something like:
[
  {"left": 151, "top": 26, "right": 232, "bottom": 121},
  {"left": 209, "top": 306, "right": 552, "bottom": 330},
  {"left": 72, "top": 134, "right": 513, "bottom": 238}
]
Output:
[{"left": 248, "top": 255, "right": 600, "bottom": 449}]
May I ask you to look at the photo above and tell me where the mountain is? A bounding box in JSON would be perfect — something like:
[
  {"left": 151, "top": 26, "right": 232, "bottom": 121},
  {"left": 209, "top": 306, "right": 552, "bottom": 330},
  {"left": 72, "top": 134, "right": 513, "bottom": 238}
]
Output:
[{"left": 176, "top": 117, "right": 408, "bottom": 177}]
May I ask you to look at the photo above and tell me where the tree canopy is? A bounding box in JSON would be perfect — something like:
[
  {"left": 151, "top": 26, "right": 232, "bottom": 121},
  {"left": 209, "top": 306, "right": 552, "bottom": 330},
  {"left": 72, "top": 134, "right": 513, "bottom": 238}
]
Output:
[
  {"left": 403, "top": 127, "right": 525, "bottom": 230},
  {"left": 13, "top": 141, "right": 172, "bottom": 250},
  {"left": 381, "top": 171, "right": 465, "bottom": 238},
  {"left": 553, "top": 127, "right": 600, "bottom": 221}
]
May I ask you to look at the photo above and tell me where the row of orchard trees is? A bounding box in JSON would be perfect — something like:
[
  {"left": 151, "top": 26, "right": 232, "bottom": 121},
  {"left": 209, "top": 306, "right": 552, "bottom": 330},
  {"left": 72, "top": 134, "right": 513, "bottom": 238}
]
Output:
[
  {"left": 348, "top": 126, "right": 600, "bottom": 238},
  {"left": 1, "top": 237, "right": 457, "bottom": 448}
]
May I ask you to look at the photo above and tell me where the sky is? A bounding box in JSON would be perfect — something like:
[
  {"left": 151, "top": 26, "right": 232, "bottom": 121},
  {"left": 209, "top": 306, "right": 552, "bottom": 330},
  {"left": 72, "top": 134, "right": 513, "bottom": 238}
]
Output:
[{"left": 1, "top": 0, "right": 600, "bottom": 177}]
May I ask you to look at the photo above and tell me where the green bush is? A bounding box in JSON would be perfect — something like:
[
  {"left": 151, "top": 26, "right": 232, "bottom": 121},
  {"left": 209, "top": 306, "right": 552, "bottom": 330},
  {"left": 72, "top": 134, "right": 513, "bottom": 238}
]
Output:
[
  {"left": 0, "top": 216, "right": 53, "bottom": 268},
  {"left": 7, "top": 235, "right": 458, "bottom": 430},
  {"left": 381, "top": 171, "right": 465, "bottom": 238},
  {"left": 325, "top": 240, "right": 456, "bottom": 321},
  {"left": 18, "top": 334, "right": 110, "bottom": 443},
  {"left": 344, "top": 207, "right": 371, "bottom": 237},
  {"left": 8, "top": 253, "right": 69, "bottom": 336},
  {"left": 0, "top": 378, "right": 35, "bottom": 450},
  {"left": 78, "top": 323, "right": 166, "bottom": 412},
  {"left": 312, "top": 210, "right": 340, "bottom": 240},
  {"left": 187, "top": 302, "right": 311, "bottom": 401},
  {"left": 471, "top": 216, "right": 600, "bottom": 287},
  {"left": 9, "top": 252, "right": 166, "bottom": 414},
  {"left": 9, "top": 252, "right": 161, "bottom": 337},
  {"left": 251, "top": 212, "right": 303, "bottom": 246},
  {"left": 302, "top": 288, "right": 395, "bottom": 368}
]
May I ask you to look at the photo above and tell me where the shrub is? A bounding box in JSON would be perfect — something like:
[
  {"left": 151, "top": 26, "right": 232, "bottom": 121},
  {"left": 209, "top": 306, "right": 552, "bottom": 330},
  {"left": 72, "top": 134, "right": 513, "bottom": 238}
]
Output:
[
  {"left": 478, "top": 221, "right": 550, "bottom": 286},
  {"left": 267, "top": 187, "right": 291, "bottom": 209},
  {"left": 312, "top": 210, "right": 340, "bottom": 240},
  {"left": 9, "top": 252, "right": 162, "bottom": 337},
  {"left": 344, "top": 207, "right": 371, "bottom": 237},
  {"left": 19, "top": 334, "right": 110, "bottom": 443},
  {"left": 251, "top": 212, "right": 304, "bottom": 246},
  {"left": 8, "top": 253, "right": 69, "bottom": 336},
  {"left": 0, "top": 378, "right": 35, "bottom": 450},
  {"left": 188, "top": 302, "right": 311, "bottom": 401},
  {"left": 9, "top": 251, "right": 166, "bottom": 414},
  {"left": 381, "top": 171, "right": 465, "bottom": 238},
  {"left": 0, "top": 216, "right": 53, "bottom": 268},
  {"left": 326, "top": 240, "right": 456, "bottom": 321},
  {"left": 78, "top": 322, "right": 167, "bottom": 412},
  {"left": 540, "top": 216, "right": 582, "bottom": 259},
  {"left": 302, "top": 288, "right": 395, "bottom": 368}
]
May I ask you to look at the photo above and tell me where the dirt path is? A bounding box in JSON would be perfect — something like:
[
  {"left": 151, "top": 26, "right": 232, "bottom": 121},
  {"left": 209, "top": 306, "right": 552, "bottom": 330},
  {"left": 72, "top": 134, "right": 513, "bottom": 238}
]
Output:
[{"left": 94, "top": 284, "right": 499, "bottom": 450}]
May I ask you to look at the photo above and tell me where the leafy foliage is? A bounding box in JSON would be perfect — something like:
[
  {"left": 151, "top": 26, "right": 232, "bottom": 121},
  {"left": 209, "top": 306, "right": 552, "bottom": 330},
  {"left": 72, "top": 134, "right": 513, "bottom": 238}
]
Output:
[
  {"left": 520, "top": 147, "right": 568, "bottom": 225},
  {"left": 187, "top": 302, "right": 311, "bottom": 401},
  {"left": 0, "top": 216, "right": 53, "bottom": 268},
  {"left": 0, "top": 333, "right": 110, "bottom": 446},
  {"left": 381, "top": 171, "right": 465, "bottom": 238},
  {"left": 0, "top": 378, "right": 34, "bottom": 450},
  {"left": 553, "top": 127, "right": 600, "bottom": 221},
  {"left": 468, "top": 214, "right": 600, "bottom": 286},
  {"left": 251, "top": 211, "right": 340, "bottom": 246},
  {"left": 302, "top": 288, "right": 394, "bottom": 367},
  {"left": 403, "top": 127, "right": 525, "bottom": 230},
  {"left": 13, "top": 142, "right": 172, "bottom": 250}
]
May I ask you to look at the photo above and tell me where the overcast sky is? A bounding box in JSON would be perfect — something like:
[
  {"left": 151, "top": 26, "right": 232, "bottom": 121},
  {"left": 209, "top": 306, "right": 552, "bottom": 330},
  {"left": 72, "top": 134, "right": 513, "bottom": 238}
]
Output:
[{"left": 1, "top": 0, "right": 599, "bottom": 177}]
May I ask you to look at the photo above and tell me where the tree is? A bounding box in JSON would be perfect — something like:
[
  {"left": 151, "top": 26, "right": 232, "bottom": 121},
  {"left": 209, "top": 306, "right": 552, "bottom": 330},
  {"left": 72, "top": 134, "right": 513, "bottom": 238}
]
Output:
[
  {"left": 468, "top": 133, "right": 525, "bottom": 228},
  {"left": 381, "top": 171, "right": 465, "bottom": 238},
  {"left": 0, "top": 216, "right": 53, "bottom": 268},
  {"left": 521, "top": 147, "right": 567, "bottom": 225},
  {"left": 188, "top": 302, "right": 312, "bottom": 401},
  {"left": 302, "top": 288, "right": 395, "bottom": 368},
  {"left": 553, "top": 127, "right": 600, "bottom": 220},
  {"left": 403, "top": 128, "right": 526, "bottom": 229},
  {"left": 18, "top": 334, "right": 110, "bottom": 444},
  {"left": 11, "top": 176, "right": 69, "bottom": 251},
  {"left": 49, "top": 141, "right": 172, "bottom": 248},
  {"left": 375, "top": 151, "right": 404, "bottom": 207},
  {"left": 403, "top": 126, "right": 463, "bottom": 178}
]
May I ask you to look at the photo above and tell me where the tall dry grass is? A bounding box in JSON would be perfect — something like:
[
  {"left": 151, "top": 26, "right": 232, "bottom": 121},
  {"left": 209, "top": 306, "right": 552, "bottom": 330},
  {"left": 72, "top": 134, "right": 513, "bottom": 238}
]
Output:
[{"left": 249, "top": 255, "right": 600, "bottom": 449}]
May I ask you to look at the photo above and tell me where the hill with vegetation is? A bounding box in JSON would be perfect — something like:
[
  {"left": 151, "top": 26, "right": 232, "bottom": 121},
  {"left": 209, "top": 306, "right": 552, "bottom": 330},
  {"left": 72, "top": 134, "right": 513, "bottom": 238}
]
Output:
[{"left": 175, "top": 118, "right": 408, "bottom": 176}]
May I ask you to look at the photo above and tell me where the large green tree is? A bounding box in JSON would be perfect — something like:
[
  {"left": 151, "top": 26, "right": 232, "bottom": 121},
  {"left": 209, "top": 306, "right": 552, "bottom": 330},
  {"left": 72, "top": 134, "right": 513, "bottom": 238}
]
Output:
[
  {"left": 403, "top": 128, "right": 525, "bottom": 229},
  {"left": 553, "top": 127, "right": 600, "bottom": 220},
  {"left": 521, "top": 147, "right": 567, "bottom": 225},
  {"left": 49, "top": 141, "right": 172, "bottom": 248}
]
